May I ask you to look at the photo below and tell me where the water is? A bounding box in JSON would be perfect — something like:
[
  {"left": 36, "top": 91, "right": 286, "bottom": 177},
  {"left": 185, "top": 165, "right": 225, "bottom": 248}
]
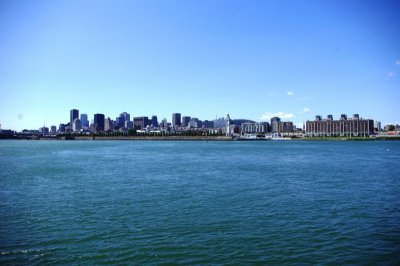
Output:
[{"left": 0, "top": 140, "right": 399, "bottom": 265}]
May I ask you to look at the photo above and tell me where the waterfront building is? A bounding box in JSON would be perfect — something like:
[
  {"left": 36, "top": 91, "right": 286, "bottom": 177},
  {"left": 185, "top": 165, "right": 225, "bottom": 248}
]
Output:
[
  {"left": 182, "top": 116, "right": 191, "bottom": 127},
  {"left": 70, "top": 109, "right": 79, "bottom": 127},
  {"left": 133, "top": 116, "right": 149, "bottom": 130},
  {"left": 80, "top": 114, "right": 89, "bottom": 127},
  {"left": 151, "top": 116, "right": 158, "bottom": 127},
  {"left": 305, "top": 114, "right": 374, "bottom": 137},
  {"left": 241, "top": 122, "right": 269, "bottom": 133},
  {"left": 172, "top": 113, "right": 181, "bottom": 128},
  {"left": 73, "top": 118, "right": 82, "bottom": 132},
  {"left": 50, "top": 125, "right": 57, "bottom": 134},
  {"left": 94, "top": 113, "right": 105, "bottom": 132},
  {"left": 279, "top": 122, "right": 294, "bottom": 133},
  {"left": 271, "top": 117, "right": 281, "bottom": 133}
]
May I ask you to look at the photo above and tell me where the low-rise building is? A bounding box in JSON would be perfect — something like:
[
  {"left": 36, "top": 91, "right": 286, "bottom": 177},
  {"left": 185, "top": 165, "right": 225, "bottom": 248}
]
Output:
[{"left": 241, "top": 122, "right": 269, "bottom": 133}]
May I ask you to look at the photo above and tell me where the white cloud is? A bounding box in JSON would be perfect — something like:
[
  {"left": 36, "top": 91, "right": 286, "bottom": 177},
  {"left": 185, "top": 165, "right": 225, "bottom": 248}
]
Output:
[
  {"left": 287, "top": 91, "right": 294, "bottom": 96},
  {"left": 395, "top": 60, "right": 400, "bottom": 65},
  {"left": 387, "top": 72, "right": 396, "bottom": 78},
  {"left": 260, "top": 112, "right": 294, "bottom": 121},
  {"left": 297, "top": 107, "right": 311, "bottom": 114}
]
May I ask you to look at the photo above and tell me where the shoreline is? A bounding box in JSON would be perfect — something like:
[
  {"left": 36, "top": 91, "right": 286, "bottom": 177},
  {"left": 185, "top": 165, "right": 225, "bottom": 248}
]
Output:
[{"left": 1, "top": 135, "right": 400, "bottom": 141}]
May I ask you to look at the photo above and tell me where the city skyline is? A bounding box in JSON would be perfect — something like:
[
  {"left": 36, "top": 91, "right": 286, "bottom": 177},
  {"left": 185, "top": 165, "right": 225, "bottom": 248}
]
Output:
[{"left": 1, "top": 0, "right": 400, "bottom": 131}]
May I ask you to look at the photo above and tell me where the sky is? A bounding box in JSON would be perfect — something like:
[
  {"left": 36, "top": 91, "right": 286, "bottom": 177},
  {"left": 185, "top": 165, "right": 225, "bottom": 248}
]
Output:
[{"left": 0, "top": 0, "right": 399, "bottom": 131}]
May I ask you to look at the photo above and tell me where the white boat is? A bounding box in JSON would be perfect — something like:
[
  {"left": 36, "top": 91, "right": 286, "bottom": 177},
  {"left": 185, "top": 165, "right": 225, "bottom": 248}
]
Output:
[{"left": 266, "top": 133, "right": 291, "bottom": 141}]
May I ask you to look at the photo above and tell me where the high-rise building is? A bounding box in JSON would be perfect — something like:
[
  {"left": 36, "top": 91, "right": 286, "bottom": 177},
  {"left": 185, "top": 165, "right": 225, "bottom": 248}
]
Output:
[
  {"left": 189, "top": 118, "right": 201, "bottom": 128},
  {"left": 94, "top": 114, "right": 105, "bottom": 132},
  {"left": 182, "top": 116, "right": 191, "bottom": 127},
  {"left": 374, "top": 121, "right": 381, "bottom": 131},
  {"left": 125, "top": 120, "right": 133, "bottom": 129},
  {"left": 50, "top": 125, "right": 57, "bottom": 134},
  {"left": 73, "top": 118, "right": 82, "bottom": 132},
  {"left": 279, "top": 122, "right": 293, "bottom": 133},
  {"left": 133, "top": 117, "right": 149, "bottom": 130},
  {"left": 203, "top": 120, "right": 214, "bottom": 128},
  {"left": 172, "top": 113, "right": 181, "bottom": 128},
  {"left": 80, "top": 114, "right": 89, "bottom": 127},
  {"left": 39, "top": 126, "right": 49, "bottom": 135},
  {"left": 58, "top": 124, "right": 66, "bottom": 133},
  {"left": 70, "top": 109, "right": 79, "bottom": 127},
  {"left": 151, "top": 116, "right": 158, "bottom": 127},
  {"left": 213, "top": 117, "right": 226, "bottom": 129},
  {"left": 270, "top": 117, "right": 281, "bottom": 133},
  {"left": 105, "top": 117, "right": 114, "bottom": 131},
  {"left": 159, "top": 118, "right": 169, "bottom": 131},
  {"left": 116, "top": 112, "right": 130, "bottom": 128}
]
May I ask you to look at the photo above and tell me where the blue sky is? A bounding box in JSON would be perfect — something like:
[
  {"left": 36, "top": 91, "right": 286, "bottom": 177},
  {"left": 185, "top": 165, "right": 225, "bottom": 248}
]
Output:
[{"left": 0, "top": 0, "right": 399, "bottom": 130}]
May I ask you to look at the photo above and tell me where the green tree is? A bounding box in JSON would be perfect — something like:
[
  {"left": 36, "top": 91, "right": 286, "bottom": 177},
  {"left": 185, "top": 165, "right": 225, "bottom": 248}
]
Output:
[{"left": 387, "top": 125, "right": 395, "bottom": 131}]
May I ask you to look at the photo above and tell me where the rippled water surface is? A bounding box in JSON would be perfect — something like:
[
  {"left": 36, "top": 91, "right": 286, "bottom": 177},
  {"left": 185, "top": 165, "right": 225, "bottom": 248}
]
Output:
[{"left": 1, "top": 140, "right": 399, "bottom": 265}]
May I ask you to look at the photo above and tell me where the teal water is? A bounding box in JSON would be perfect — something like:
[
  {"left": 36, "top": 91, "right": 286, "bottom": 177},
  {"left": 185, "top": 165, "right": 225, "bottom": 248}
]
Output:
[{"left": 0, "top": 140, "right": 399, "bottom": 265}]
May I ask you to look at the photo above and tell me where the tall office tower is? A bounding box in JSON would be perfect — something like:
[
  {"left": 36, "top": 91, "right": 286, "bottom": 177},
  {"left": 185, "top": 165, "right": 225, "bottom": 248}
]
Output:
[
  {"left": 80, "top": 114, "right": 89, "bottom": 127},
  {"left": 125, "top": 120, "right": 134, "bottom": 129},
  {"left": 58, "top": 124, "right": 66, "bottom": 133},
  {"left": 70, "top": 109, "right": 79, "bottom": 127},
  {"left": 94, "top": 114, "right": 105, "bottom": 132},
  {"left": 73, "top": 118, "right": 82, "bottom": 132},
  {"left": 50, "top": 126, "right": 57, "bottom": 134},
  {"left": 133, "top": 117, "right": 149, "bottom": 130},
  {"left": 172, "top": 113, "right": 181, "bottom": 128},
  {"left": 270, "top": 117, "right": 281, "bottom": 133},
  {"left": 121, "top": 112, "right": 130, "bottom": 122},
  {"left": 117, "top": 112, "right": 130, "bottom": 128},
  {"left": 182, "top": 116, "right": 191, "bottom": 127},
  {"left": 105, "top": 117, "right": 114, "bottom": 131},
  {"left": 151, "top": 116, "right": 158, "bottom": 127}
]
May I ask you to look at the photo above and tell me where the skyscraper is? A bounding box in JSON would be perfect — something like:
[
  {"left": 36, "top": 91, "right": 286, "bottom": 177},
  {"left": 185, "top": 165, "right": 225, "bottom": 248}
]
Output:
[
  {"left": 182, "top": 116, "right": 191, "bottom": 127},
  {"left": 117, "top": 112, "right": 130, "bottom": 128},
  {"left": 151, "top": 116, "right": 158, "bottom": 127},
  {"left": 270, "top": 117, "right": 281, "bottom": 133},
  {"left": 133, "top": 117, "right": 149, "bottom": 130},
  {"left": 72, "top": 118, "right": 82, "bottom": 132},
  {"left": 172, "top": 113, "right": 181, "bottom": 128},
  {"left": 94, "top": 114, "right": 105, "bottom": 132},
  {"left": 80, "top": 114, "right": 89, "bottom": 127},
  {"left": 70, "top": 109, "right": 79, "bottom": 127},
  {"left": 105, "top": 117, "right": 114, "bottom": 131},
  {"left": 58, "top": 124, "right": 65, "bottom": 133}
]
